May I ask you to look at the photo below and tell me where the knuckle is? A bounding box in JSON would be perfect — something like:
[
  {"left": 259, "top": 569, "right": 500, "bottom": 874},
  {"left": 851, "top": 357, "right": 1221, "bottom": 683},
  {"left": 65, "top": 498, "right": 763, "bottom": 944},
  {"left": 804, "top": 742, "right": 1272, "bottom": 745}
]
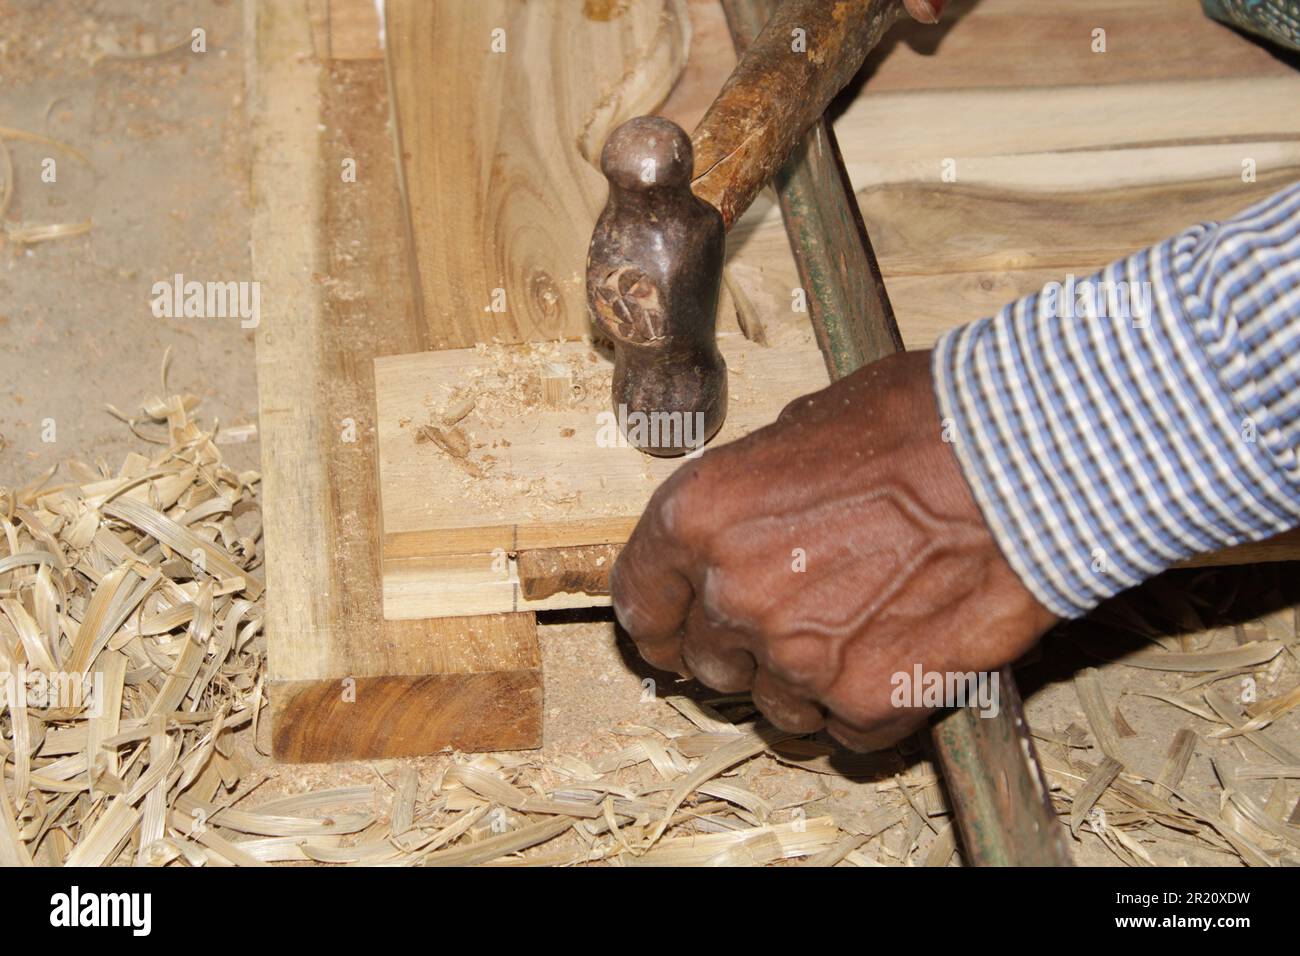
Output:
[
  {"left": 752, "top": 673, "right": 823, "bottom": 734},
  {"left": 765, "top": 633, "right": 832, "bottom": 688},
  {"left": 699, "top": 566, "right": 760, "bottom": 632},
  {"left": 682, "top": 643, "right": 754, "bottom": 693},
  {"left": 609, "top": 558, "right": 651, "bottom": 631},
  {"left": 638, "top": 639, "right": 685, "bottom": 675},
  {"left": 609, "top": 559, "right": 665, "bottom": 640},
  {"left": 655, "top": 458, "right": 716, "bottom": 544}
]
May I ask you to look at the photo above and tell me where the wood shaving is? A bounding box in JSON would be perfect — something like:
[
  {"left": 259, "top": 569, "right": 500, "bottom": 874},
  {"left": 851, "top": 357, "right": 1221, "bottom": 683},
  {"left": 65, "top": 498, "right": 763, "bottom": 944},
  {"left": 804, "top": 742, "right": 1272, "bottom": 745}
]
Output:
[
  {"left": 4, "top": 385, "right": 1297, "bottom": 866},
  {"left": 0, "top": 393, "right": 263, "bottom": 866}
]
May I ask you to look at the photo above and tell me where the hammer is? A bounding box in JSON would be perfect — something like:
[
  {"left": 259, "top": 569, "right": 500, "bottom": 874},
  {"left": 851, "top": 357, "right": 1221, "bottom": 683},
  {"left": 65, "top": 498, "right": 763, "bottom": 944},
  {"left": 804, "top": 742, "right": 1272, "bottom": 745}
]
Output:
[{"left": 586, "top": 0, "right": 908, "bottom": 456}]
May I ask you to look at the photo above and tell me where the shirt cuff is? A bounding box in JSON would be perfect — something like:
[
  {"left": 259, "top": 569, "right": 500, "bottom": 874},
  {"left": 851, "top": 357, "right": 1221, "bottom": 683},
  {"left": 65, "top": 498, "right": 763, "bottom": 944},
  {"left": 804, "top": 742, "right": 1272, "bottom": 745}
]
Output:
[{"left": 931, "top": 185, "right": 1300, "bottom": 618}]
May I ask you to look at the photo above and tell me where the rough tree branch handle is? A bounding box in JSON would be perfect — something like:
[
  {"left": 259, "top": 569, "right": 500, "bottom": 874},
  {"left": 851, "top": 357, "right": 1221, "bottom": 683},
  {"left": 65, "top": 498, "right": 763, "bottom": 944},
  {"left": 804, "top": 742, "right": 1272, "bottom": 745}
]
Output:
[{"left": 690, "top": 0, "right": 906, "bottom": 229}]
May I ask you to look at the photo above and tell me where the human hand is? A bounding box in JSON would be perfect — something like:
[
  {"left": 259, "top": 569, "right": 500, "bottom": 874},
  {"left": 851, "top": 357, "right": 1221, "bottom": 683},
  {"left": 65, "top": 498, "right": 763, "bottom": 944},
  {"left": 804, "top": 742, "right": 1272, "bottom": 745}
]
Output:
[{"left": 610, "top": 350, "right": 1057, "bottom": 750}]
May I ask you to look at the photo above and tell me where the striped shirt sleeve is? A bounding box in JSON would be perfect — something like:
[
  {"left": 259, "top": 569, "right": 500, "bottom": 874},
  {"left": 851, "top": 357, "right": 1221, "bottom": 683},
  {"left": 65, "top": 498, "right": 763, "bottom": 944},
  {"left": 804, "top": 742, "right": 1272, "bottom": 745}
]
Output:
[{"left": 932, "top": 181, "right": 1300, "bottom": 619}]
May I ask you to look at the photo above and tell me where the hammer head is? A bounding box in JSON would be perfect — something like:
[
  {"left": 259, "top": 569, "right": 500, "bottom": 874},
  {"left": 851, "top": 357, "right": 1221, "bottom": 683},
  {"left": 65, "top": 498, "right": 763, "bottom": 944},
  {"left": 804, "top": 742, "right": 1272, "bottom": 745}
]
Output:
[{"left": 586, "top": 116, "right": 727, "bottom": 457}]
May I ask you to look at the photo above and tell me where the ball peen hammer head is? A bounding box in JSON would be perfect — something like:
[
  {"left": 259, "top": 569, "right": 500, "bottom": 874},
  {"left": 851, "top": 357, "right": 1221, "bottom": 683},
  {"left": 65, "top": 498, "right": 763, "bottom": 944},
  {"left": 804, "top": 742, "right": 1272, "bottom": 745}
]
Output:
[{"left": 586, "top": 116, "right": 727, "bottom": 458}]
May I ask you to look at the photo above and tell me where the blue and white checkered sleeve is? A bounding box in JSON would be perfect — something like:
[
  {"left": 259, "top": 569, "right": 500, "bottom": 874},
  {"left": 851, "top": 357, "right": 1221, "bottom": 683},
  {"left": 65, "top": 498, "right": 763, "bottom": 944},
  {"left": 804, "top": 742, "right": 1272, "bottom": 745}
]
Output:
[{"left": 932, "top": 181, "right": 1300, "bottom": 619}]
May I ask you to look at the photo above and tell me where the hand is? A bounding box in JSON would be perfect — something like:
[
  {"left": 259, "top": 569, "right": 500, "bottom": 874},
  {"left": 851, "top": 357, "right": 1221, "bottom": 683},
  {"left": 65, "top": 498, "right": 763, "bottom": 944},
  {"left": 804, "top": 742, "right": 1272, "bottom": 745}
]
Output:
[{"left": 610, "top": 350, "right": 1058, "bottom": 751}]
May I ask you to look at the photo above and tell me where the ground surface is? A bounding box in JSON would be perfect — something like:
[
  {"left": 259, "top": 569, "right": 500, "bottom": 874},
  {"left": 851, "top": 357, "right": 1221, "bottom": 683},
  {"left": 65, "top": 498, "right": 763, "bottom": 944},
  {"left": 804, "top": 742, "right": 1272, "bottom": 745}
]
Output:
[
  {"left": 2, "top": 0, "right": 1296, "bottom": 866},
  {"left": 0, "top": 0, "right": 258, "bottom": 482}
]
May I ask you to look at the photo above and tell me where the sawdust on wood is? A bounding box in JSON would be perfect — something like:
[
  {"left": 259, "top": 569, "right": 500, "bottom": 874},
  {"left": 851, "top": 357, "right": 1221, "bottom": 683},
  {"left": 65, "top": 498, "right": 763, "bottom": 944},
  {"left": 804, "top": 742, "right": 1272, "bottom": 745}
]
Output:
[{"left": 405, "top": 340, "right": 612, "bottom": 517}]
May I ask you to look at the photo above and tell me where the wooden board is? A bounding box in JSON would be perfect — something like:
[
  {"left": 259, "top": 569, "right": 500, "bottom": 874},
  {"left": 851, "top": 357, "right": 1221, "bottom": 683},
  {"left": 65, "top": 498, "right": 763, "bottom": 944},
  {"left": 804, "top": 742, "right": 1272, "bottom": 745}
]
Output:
[
  {"left": 306, "top": 0, "right": 383, "bottom": 60},
  {"left": 250, "top": 0, "right": 713, "bottom": 759},
  {"left": 375, "top": 331, "right": 830, "bottom": 619},
  {"left": 733, "top": 75, "right": 1300, "bottom": 282},
  {"left": 861, "top": 0, "right": 1299, "bottom": 91},
  {"left": 249, "top": 1, "right": 542, "bottom": 761},
  {"left": 335, "top": 0, "right": 1299, "bottom": 111},
  {"left": 384, "top": 0, "right": 691, "bottom": 346}
]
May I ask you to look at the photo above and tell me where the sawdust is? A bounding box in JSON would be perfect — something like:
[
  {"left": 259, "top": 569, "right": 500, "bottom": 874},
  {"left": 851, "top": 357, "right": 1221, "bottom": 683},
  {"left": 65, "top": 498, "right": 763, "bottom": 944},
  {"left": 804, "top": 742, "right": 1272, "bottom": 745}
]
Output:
[
  {"left": 458, "top": 340, "right": 612, "bottom": 419},
  {"left": 409, "top": 340, "right": 615, "bottom": 515}
]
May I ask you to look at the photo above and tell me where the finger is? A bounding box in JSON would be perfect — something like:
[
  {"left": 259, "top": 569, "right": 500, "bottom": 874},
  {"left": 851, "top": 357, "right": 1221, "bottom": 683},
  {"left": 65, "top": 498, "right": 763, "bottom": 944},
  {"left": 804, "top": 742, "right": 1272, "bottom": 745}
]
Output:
[
  {"left": 751, "top": 669, "right": 825, "bottom": 734},
  {"left": 610, "top": 505, "right": 694, "bottom": 645},
  {"left": 903, "top": 0, "right": 943, "bottom": 24},
  {"left": 764, "top": 632, "right": 837, "bottom": 690},
  {"left": 635, "top": 630, "right": 689, "bottom": 677},
  {"left": 824, "top": 709, "right": 928, "bottom": 753},
  {"left": 680, "top": 604, "right": 757, "bottom": 693}
]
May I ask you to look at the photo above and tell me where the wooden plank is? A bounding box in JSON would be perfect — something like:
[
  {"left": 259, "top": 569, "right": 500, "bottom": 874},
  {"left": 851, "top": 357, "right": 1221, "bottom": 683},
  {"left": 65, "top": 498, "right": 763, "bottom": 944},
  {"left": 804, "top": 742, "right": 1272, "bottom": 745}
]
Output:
[
  {"left": 1178, "top": 529, "right": 1300, "bottom": 567},
  {"left": 384, "top": 0, "right": 691, "bottom": 347},
  {"left": 374, "top": 332, "right": 831, "bottom": 619},
  {"left": 385, "top": 553, "right": 611, "bottom": 621},
  {"left": 863, "top": 0, "right": 1298, "bottom": 92},
  {"left": 248, "top": 0, "right": 541, "bottom": 761},
  {"left": 721, "top": 75, "right": 1300, "bottom": 341},
  {"left": 327, "top": 0, "right": 383, "bottom": 60},
  {"left": 735, "top": 169, "right": 1300, "bottom": 348},
  {"left": 517, "top": 544, "right": 621, "bottom": 600},
  {"left": 862, "top": 169, "right": 1300, "bottom": 278},
  {"left": 306, "top": 0, "right": 384, "bottom": 60},
  {"left": 658, "top": 0, "right": 736, "bottom": 131},
  {"left": 715, "top": 10, "right": 1300, "bottom": 330},
  {"left": 834, "top": 78, "right": 1300, "bottom": 189},
  {"left": 843, "top": 140, "right": 1300, "bottom": 197},
  {"left": 734, "top": 164, "right": 1300, "bottom": 283},
  {"left": 660, "top": 0, "right": 1295, "bottom": 104},
  {"left": 719, "top": 78, "right": 1300, "bottom": 344}
]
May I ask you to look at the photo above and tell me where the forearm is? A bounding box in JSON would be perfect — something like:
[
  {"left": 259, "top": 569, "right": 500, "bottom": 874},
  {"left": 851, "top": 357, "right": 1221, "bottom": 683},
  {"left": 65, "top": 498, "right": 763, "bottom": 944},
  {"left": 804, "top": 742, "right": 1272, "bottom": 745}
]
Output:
[{"left": 934, "top": 182, "right": 1300, "bottom": 618}]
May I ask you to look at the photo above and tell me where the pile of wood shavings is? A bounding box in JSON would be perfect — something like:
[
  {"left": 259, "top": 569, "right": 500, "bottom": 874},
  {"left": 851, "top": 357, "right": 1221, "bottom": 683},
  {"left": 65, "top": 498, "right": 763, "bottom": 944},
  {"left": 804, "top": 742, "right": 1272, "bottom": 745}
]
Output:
[
  {"left": 425, "top": 632, "right": 1300, "bottom": 868},
  {"left": 4, "top": 388, "right": 1298, "bottom": 866},
  {"left": 235, "top": 695, "right": 941, "bottom": 866},
  {"left": 1041, "top": 589, "right": 1300, "bottom": 868},
  {"left": 0, "top": 392, "right": 266, "bottom": 865},
  {"left": 0, "top": 389, "right": 929, "bottom": 866}
]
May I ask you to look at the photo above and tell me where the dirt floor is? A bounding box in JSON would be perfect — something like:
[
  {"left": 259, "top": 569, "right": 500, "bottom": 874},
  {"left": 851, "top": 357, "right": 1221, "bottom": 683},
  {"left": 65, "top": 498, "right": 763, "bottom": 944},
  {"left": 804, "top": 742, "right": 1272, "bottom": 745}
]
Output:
[{"left": 2, "top": 1, "right": 1297, "bottom": 866}]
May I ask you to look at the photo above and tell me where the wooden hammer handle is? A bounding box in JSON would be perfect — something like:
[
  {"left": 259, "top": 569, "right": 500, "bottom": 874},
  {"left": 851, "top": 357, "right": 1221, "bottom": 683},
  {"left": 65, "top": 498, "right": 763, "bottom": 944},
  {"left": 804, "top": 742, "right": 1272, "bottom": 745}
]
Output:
[{"left": 690, "top": 0, "right": 905, "bottom": 228}]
